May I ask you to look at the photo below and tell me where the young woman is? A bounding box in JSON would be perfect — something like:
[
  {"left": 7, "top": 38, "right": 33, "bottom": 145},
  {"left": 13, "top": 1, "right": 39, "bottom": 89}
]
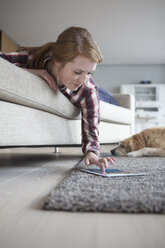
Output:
[{"left": 0, "top": 26, "right": 115, "bottom": 172}]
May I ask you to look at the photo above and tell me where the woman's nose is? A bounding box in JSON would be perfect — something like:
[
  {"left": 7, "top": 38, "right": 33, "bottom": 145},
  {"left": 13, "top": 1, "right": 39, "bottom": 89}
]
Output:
[{"left": 79, "top": 74, "right": 88, "bottom": 85}]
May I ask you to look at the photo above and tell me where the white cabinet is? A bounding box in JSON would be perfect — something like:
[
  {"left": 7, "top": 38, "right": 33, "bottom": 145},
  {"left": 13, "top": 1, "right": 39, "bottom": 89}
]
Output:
[{"left": 120, "top": 84, "right": 165, "bottom": 133}]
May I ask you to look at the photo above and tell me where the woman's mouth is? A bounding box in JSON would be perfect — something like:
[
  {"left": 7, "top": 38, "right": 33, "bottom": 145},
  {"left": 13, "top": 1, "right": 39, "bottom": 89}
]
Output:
[{"left": 72, "top": 83, "right": 81, "bottom": 88}]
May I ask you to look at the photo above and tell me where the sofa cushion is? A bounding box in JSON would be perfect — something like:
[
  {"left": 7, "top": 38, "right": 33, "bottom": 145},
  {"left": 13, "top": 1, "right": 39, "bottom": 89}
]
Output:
[
  {"left": 0, "top": 58, "right": 80, "bottom": 119},
  {"left": 98, "top": 87, "right": 118, "bottom": 105},
  {"left": 0, "top": 57, "right": 133, "bottom": 125},
  {"left": 100, "top": 100, "right": 133, "bottom": 124},
  {"left": 0, "top": 100, "right": 132, "bottom": 146}
]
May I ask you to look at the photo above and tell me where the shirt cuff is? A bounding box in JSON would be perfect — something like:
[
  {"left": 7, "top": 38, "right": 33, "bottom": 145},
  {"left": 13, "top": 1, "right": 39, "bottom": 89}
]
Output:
[{"left": 85, "top": 149, "right": 100, "bottom": 157}]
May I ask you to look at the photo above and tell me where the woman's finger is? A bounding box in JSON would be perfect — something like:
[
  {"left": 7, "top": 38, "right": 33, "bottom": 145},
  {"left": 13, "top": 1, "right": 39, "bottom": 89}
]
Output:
[
  {"left": 107, "top": 156, "right": 116, "bottom": 164},
  {"left": 93, "top": 159, "right": 106, "bottom": 172},
  {"left": 99, "top": 157, "right": 109, "bottom": 168},
  {"left": 46, "top": 76, "right": 57, "bottom": 90},
  {"left": 41, "top": 70, "right": 57, "bottom": 90}
]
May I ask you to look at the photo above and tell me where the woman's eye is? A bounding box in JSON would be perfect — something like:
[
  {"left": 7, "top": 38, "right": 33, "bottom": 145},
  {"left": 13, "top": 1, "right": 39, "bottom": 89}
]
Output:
[
  {"left": 88, "top": 72, "right": 93, "bottom": 75},
  {"left": 74, "top": 71, "right": 81, "bottom": 75},
  {"left": 74, "top": 71, "right": 93, "bottom": 76}
]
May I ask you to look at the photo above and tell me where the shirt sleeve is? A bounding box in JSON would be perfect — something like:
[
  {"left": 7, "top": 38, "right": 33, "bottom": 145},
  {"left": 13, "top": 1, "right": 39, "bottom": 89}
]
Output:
[
  {"left": 0, "top": 51, "right": 29, "bottom": 67},
  {"left": 79, "top": 82, "right": 100, "bottom": 156},
  {"left": 59, "top": 79, "right": 101, "bottom": 156}
]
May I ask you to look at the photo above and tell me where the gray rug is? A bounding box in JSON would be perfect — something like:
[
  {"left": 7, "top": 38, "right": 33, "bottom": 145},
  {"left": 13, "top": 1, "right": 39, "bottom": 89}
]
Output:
[{"left": 43, "top": 155, "right": 165, "bottom": 213}]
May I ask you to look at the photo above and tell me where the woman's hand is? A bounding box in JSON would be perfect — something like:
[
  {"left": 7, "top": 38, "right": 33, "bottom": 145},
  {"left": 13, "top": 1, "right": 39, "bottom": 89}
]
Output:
[
  {"left": 23, "top": 68, "right": 57, "bottom": 90},
  {"left": 84, "top": 152, "right": 116, "bottom": 173}
]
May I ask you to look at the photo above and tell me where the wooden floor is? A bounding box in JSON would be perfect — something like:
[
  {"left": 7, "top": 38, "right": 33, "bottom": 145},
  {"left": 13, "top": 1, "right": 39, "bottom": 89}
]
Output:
[{"left": 0, "top": 145, "right": 165, "bottom": 248}]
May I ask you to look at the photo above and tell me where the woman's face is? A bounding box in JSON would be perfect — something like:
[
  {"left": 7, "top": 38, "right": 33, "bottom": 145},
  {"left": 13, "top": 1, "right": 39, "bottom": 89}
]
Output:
[{"left": 52, "top": 55, "right": 97, "bottom": 91}]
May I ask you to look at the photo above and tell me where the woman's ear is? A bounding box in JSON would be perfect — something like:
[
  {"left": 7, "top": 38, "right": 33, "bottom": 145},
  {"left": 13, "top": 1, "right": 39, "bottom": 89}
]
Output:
[{"left": 53, "top": 59, "right": 61, "bottom": 68}]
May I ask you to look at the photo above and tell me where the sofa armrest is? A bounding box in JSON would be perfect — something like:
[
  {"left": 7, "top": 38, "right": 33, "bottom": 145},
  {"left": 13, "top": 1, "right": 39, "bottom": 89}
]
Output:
[
  {"left": 112, "top": 93, "right": 135, "bottom": 111},
  {"left": 112, "top": 93, "right": 135, "bottom": 134}
]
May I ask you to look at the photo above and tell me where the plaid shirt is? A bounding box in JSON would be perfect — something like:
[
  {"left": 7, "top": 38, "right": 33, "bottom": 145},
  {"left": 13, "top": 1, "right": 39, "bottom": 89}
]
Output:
[{"left": 0, "top": 51, "right": 100, "bottom": 156}]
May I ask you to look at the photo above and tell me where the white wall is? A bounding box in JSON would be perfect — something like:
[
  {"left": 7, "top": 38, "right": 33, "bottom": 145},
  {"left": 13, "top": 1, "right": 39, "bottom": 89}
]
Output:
[
  {"left": 0, "top": 0, "right": 165, "bottom": 64},
  {"left": 93, "top": 64, "right": 165, "bottom": 93},
  {"left": 1, "top": 0, "right": 165, "bottom": 92}
]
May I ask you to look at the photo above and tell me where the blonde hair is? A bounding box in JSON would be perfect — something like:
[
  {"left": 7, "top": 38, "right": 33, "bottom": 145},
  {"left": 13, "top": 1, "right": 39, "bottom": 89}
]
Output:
[{"left": 18, "top": 27, "right": 103, "bottom": 69}]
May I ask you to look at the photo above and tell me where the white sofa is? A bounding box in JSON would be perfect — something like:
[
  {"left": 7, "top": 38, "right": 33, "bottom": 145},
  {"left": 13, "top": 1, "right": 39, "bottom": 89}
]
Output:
[{"left": 0, "top": 57, "right": 135, "bottom": 149}]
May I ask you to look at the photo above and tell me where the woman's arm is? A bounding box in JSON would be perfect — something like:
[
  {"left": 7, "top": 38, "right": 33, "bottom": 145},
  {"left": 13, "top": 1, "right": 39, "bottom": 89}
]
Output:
[
  {"left": 80, "top": 84, "right": 100, "bottom": 155},
  {"left": 23, "top": 68, "right": 57, "bottom": 90},
  {"left": 0, "top": 51, "right": 29, "bottom": 67},
  {"left": 0, "top": 51, "right": 57, "bottom": 90},
  {"left": 80, "top": 82, "right": 116, "bottom": 172}
]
